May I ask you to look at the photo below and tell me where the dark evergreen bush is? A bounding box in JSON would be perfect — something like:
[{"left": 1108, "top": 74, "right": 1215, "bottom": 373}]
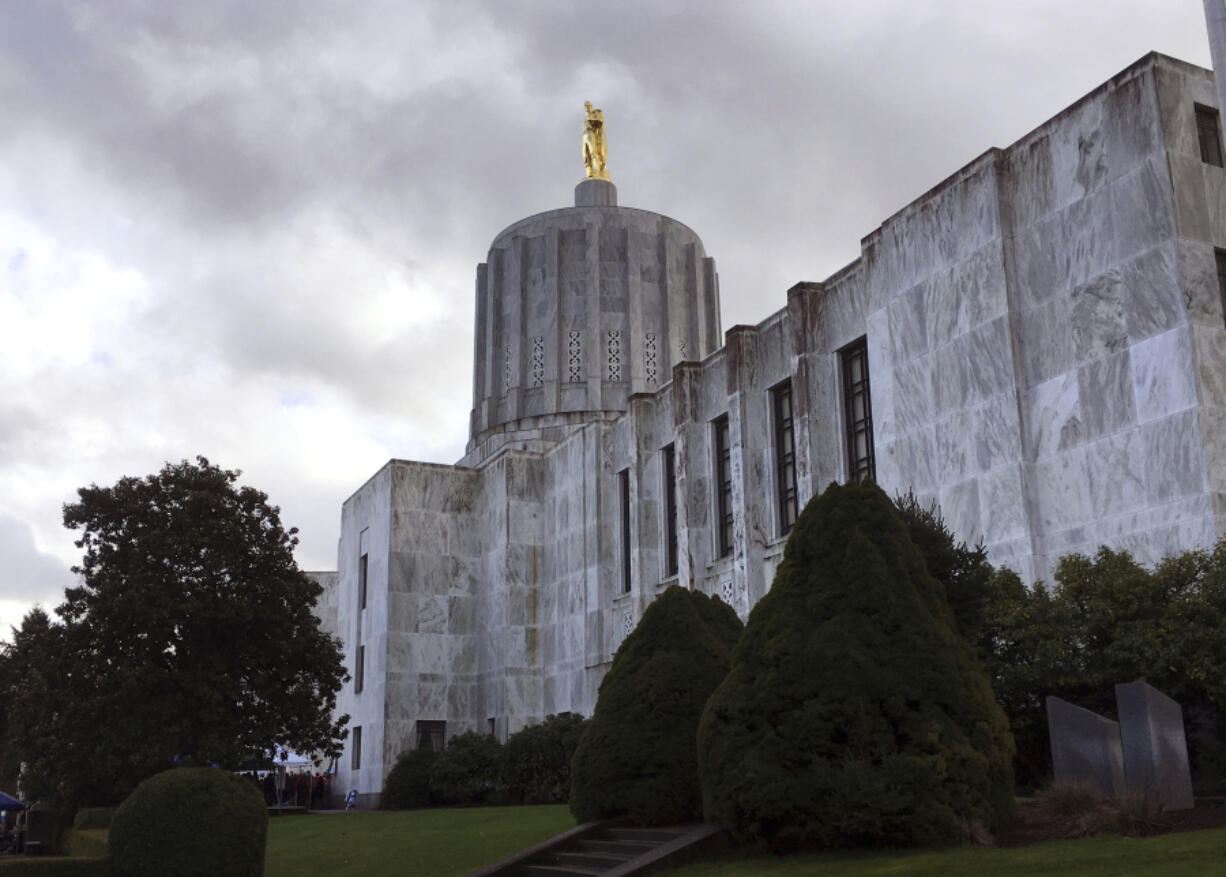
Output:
[
  {"left": 697, "top": 481, "right": 1014, "bottom": 850},
  {"left": 501, "top": 712, "right": 588, "bottom": 804},
  {"left": 109, "top": 767, "right": 267, "bottom": 877},
  {"left": 381, "top": 747, "right": 438, "bottom": 809},
  {"left": 570, "top": 585, "right": 743, "bottom": 825},
  {"left": 429, "top": 731, "right": 503, "bottom": 805}
]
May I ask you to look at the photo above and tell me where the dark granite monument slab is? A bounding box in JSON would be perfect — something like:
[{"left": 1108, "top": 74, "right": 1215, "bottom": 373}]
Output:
[
  {"left": 1116, "top": 681, "right": 1195, "bottom": 810},
  {"left": 1047, "top": 695, "right": 1126, "bottom": 796}
]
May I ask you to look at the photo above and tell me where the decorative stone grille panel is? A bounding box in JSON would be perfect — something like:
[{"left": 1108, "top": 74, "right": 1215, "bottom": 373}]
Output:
[
  {"left": 568, "top": 331, "right": 583, "bottom": 382},
  {"left": 644, "top": 332, "right": 657, "bottom": 384},
  {"left": 503, "top": 346, "right": 512, "bottom": 394},
  {"left": 622, "top": 609, "right": 634, "bottom": 640},
  {"left": 530, "top": 336, "right": 544, "bottom": 388},
  {"left": 607, "top": 330, "right": 622, "bottom": 382}
]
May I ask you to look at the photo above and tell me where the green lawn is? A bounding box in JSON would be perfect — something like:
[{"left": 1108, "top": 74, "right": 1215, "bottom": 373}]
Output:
[
  {"left": 659, "top": 828, "right": 1226, "bottom": 877},
  {"left": 263, "top": 805, "right": 574, "bottom": 877}
]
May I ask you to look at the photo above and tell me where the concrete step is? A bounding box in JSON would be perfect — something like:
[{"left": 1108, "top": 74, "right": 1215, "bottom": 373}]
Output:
[
  {"left": 554, "top": 850, "right": 631, "bottom": 870},
  {"left": 604, "top": 827, "right": 685, "bottom": 844},
  {"left": 523, "top": 865, "right": 604, "bottom": 877},
  {"left": 575, "top": 839, "right": 657, "bottom": 857}
]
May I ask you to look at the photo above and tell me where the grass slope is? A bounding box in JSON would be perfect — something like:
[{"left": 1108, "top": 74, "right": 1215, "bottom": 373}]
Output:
[
  {"left": 264, "top": 805, "right": 574, "bottom": 877},
  {"left": 661, "top": 828, "right": 1226, "bottom": 876}
]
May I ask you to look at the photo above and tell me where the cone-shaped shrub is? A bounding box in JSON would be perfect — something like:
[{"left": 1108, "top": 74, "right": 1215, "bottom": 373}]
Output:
[
  {"left": 570, "top": 585, "right": 743, "bottom": 824},
  {"left": 697, "top": 481, "right": 1014, "bottom": 850}
]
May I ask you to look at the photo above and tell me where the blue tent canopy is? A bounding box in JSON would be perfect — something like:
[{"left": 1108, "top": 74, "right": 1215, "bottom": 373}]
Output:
[{"left": 0, "top": 790, "right": 25, "bottom": 811}]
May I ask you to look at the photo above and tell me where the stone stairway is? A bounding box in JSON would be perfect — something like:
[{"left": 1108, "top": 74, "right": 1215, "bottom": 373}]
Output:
[
  {"left": 467, "top": 821, "right": 722, "bottom": 877},
  {"left": 523, "top": 826, "right": 686, "bottom": 876}
]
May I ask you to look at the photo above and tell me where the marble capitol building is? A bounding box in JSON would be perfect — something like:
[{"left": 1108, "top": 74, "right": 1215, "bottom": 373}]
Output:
[{"left": 316, "top": 51, "right": 1226, "bottom": 805}]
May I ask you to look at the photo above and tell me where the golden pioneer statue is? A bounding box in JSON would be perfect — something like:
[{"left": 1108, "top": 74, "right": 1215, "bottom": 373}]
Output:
[{"left": 583, "top": 101, "right": 610, "bottom": 181}]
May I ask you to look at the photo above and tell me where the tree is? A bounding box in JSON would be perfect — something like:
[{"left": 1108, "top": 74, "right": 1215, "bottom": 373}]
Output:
[
  {"left": 697, "top": 481, "right": 1014, "bottom": 851},
  {"left": 570, "top": 586, "right": 743, "bottom": 825},
  {"left": 987, "top": 544, "right": 1226, "bottom": 790},
  {"left": 0, "top": 457, "right": 348, "bottom": 808}
]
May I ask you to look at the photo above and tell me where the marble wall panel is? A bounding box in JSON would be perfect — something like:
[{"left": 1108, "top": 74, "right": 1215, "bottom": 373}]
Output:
[
  {"left": 934, "top": 408, "right": 975, "bottom": 485},
  {"left": 1078, "top": 349, "right": 1135, "bottom": 440},
  {"left": 1047, "top": 95, "right": 1106, "bottom": 209},
  {"left": 1070, "top": 270, "right": 1128, "bottom": 363},
  {"left": 1170, "top": 153, "right": 1212, "bottom": 244},
  {"left": 1084, "top": 428, "right": 1148, "bottom": 521},
  {"left": 974, "top": 393, "right": 1023, "bottom": 472},
  {"left": 891, "top": 425, "right": 938, "bottom": 493},
  {"left": 1019, "top": 293, "right": 1076, "bottom": 387},
  {"left": 1034, "top": 445, "right": 1091, "bottom": 532},
  {"left": 1025, "top": 372, "right": 1082, "bottom": 461},
  {"left": 979, "top": 465, "right": 1027, "bottom": 546},
  {"left": 939, "top": 477, "right": 982, "bottom": 546},
  {"left": 1142, "top": 409, "right": 1206, "bottom": 505},
  {"left": 1002, "top": 133, "right": 1056, "bottom": 231},
  {"left": 1121, "top": 243, "right": 1183, "bottom": 342},
  {"left": 1179, "top": 241, "right": 1222, "bottom": 327},
  {"left": 1131, "top": 327, "right": 1197, "bottom": 423},
  {"left": 893, "top": 354, "right": 935, "bottom": 433},
  {"left": 1101, "top": 71, "right": 1161, "bottom": 172},
  {"left": 1110, "top": 158, "right": 1178, "bottom": 264},
  {"left": 887, "top": 284, "right": 929, "bottom": 363}
]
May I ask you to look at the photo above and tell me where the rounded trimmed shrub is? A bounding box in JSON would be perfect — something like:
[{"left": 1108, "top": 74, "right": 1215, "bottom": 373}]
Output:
[
  {"left": 109, "top": 767, "right": 267, "bottom": 877},
  {"left": 429, "top": 731, "right": 503, "bottom": 805},
  {"left": 570, "top": 586, "right": 743, "bottom": 825},
  {"left": 381, "top": 748, "right": 438, "bottom": 809},
  {"left": 697, "top": 481, "right": 1014, "bottom": 851},
  {"left": 501, "top": 712, "right": 587, "bottom": 804}
]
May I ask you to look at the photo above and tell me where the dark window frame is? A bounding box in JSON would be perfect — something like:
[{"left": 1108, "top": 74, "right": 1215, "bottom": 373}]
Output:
[
  {"left": 358, "top": 553, "right": 368, "bottom": 611},
  {"left": 619, "top": 469, "right": 632, "bottom": 594},
  {"left": 416, "top": 720, "right": 446, "bottom": 751},
  {"left": 714, "top": 415, "right": 733, "bottom": 558},
  {"left": 354, "top": 644, "right": 364, "bottom": 694},
  {"left": 772, "top": 380, "right": 798, "bottom": 535},
  {"left": 662, "top": 444, "right": 678, "bottom": 577},
  {"left": 1197, "top": 104, "right": 1224, "bottom": 168},
  {"left": 1216, "top": 249, "right": 1226, "bottom": 329},
  {"left": 351, "top": 725, "right": 362, "bottom": 771},
  {"left": 841, "top": 338, "right": 876, "bottom": 483}
]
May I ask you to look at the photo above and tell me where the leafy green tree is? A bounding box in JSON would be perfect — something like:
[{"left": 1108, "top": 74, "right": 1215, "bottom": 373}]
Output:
[
  {"left": 698, "top": 481, "right": 1014, "bottom": 851},
  {"left": 0, "top": 458, "right": 348, "bottom": 809},
  {"left": 570, "top": 586, "right": 743, "bottom": 825},
  {"left": 991, "top": 545, "right": 1226, "bottom": 789},
  {"left": 500, "top": 712, "right": 587, "bottom": 804}
]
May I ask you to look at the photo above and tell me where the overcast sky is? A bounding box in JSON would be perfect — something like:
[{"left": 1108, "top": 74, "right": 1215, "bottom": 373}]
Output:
[{"left": 0, "top": 0, "right": 1214, "bottom": 639}]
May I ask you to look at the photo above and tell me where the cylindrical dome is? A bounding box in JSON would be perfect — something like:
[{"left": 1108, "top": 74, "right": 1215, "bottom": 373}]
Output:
[{"left": 463, "top": 198, "right": 721, "bottom": 464}]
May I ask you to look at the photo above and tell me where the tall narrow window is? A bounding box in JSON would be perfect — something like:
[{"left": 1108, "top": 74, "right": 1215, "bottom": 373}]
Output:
[
  {"left": 358, "top": 553, "right": 368, "bottom": 611},
  {"left": 416, "top": 720, "right": 446, "bottom": 751},
  {"left": 351, "top": 725, "right": 362, "bottom": 771},
  {"left": 354, "top": 644, "right": 365, "bottom": 694},
  {"left": 841, "top": 338, "right": 876, "bottom": 483},
  {"left": 662, "top": 444, "right": 678, "bottom": 577},
  {"left": 619, "top": 469, "right": 632, "bottom": 594},
  {"left": 714, "top": 415, "right": 733, "bottom": 558},
  {"left": 772, "top": 381, "right": 798, "bottom": 534},
  {"left": 1216, "top": 249, "right": 1226, "bottom": 328},
  {"left": 1197, "top": 104, "right": 1224, "bottom": 167}
]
